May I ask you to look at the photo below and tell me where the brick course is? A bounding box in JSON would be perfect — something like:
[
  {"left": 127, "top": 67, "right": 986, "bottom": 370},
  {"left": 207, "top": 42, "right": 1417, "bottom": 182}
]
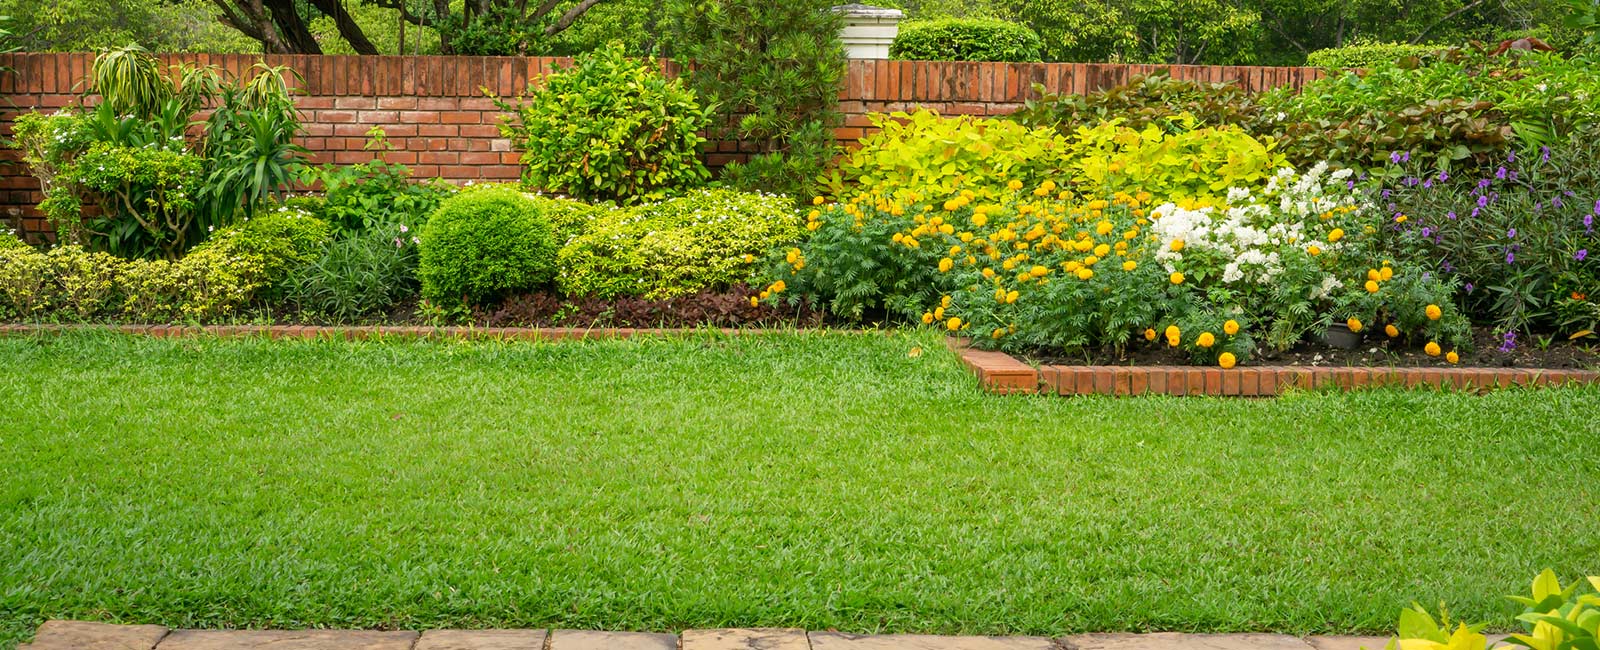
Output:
[{"left": 0, "top": 52, "right": 1322, "bottom": 235}]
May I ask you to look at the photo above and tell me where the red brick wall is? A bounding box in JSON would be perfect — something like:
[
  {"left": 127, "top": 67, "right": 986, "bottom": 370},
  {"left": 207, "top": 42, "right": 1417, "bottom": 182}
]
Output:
[{"left": 0, "top": 53, "right": 1323, "bottom": 236}]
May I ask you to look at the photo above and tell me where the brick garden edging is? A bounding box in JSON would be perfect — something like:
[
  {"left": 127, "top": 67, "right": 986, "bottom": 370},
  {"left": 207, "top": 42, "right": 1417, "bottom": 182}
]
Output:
[{"left": 948, "top": 339, "right": 1600, "bottom": 396}]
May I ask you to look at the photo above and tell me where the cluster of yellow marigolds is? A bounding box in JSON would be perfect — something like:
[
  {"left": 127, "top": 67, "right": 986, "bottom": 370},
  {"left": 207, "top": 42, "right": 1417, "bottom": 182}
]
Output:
[{"left": 1344, "top": 262, "right": 1461, "bottom": 363}]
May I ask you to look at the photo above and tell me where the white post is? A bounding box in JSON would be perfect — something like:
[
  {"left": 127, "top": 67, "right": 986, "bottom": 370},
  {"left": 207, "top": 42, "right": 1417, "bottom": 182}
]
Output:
[{"left": 832, "top": 4, "right": 904, "bottom": 60}]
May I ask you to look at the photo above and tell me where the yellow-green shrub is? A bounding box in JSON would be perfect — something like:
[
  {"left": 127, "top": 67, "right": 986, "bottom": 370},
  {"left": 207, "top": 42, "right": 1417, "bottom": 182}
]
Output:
[
  {"left": 1065, "top": 116, "right": 1289, "bottom": 199},
  {"left": 823, "top": 109, "right": 1072, "bottom": 204},
  {"left": 558, "top": 188, "right": 802, "bottom": 299}
]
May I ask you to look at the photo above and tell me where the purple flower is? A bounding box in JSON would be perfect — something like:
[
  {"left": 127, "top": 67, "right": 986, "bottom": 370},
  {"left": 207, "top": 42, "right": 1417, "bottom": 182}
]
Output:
[
  {"left": 1422, "top": 177, "right": 1434, "bottom": 189},
  {"left": 1477, "top": 195, "right": 1490, "bottom": 208},
  {"left": 1442, "top": 260, "right": 1454, "bottom": 272},
  {"left": 1465, "top": 282, "right": 1475, "bottom": 293},
  {"left": 1438, "top": 170, "right": 1450, "bottom": 182},
  {"left": 1510, "top": 170, "right": 1518, "bottom": 181},
  {"left": 1541, "top": 146, "right": 1551, "bottom": 162},
  {"left": 1382, "top": 189, "right": 1392, "bottom": 199},
  {"left": 1496, "top": 167, "right": 1508, "bottom": 180},
  {"left": 1471, "top": 207, "right": 1481, "bottom": 218},
  {"left": 1422, "top": 271, "right": 1431, "bottom": 281},
  {"left": 1577, "top": 249, "right": 1589, "bottom": 261},
  {"left": 1390, "top": 151, "right": 1402, "bottom": 164},
  {"left": 1447, "top": 211, "right": 1457, "bottom": 220},
  {"left": 1403, "top": 152, "right": 1411, "bottom": 163},
  {"left": 1553, "top": 196, "right": 1563, "bottom": 208},
  {"left": 1586, "top": 214, "right": 1595, "bottom": 234},
  {"left": 1506, "top": 250, "right": 1516, "bottom": 264},
  {"left": 1478, "top": 178, "right": 1493, "bottom": 189},
  {"left": 1508, "top": 151, "right": 1516, "bottom": 163},
  {"left": 1498, "top": 331, "right": 1518, "bottom": 353},
  {"left": 1421, "top": 226, "right": 1433, "bottom": 237},
  {"left": 1594, "top": 199, "right": 1600, "bottom": 214},
  {"left": 1507, "top": 228, "right": 1517, "bottom": 238},
  {"left": 1347, "top": 179, "right": 1356, "bottom": 190}
]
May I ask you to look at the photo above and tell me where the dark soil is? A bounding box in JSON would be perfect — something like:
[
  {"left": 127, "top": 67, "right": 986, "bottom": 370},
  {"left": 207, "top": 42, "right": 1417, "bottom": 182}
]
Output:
[
  {"left": 1030, "top": 326, "right": 1600, "bottom": 369},
  {"left": 473, "top": 284, "right": 823, "bottom": 329}
]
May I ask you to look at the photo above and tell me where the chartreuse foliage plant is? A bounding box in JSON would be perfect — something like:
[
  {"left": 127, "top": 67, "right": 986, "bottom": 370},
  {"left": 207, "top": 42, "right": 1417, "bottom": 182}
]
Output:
[
  {"left": 417, "top": 188, "right": 558, "bottom": 307},
  {"left": 495, "top": 42, "right": 712, "bottom": 205},
  {"left": 1378, "top": 570, "right": 1600, "bottom": 650},
  {"left": 557, "top": 188, "right": 802, "bottom": 299},
  {"left": 1063, "top": 116, "right": 1288, "bottom": 199},
  {"left": 889, "top": 18, "right": 1044, "bottom": 62},
  {"left": 1305, "top": 42, "right": 1447, "bottom": 70}
]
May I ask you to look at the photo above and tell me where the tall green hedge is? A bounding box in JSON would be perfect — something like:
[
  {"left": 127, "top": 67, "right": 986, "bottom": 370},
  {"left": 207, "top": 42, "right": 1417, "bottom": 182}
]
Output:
[
  {"left": 1305, "top": 42, "right": 1445, "bottom": 70},
  {"left": 890, "top": 18, "right": 1043, "bottom": 62}
]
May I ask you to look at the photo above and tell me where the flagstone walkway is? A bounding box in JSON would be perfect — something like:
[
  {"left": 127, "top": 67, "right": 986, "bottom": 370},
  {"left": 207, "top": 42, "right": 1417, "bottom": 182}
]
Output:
[{"left": 13, "top": 620, "right": 1424, "bottom": 650}]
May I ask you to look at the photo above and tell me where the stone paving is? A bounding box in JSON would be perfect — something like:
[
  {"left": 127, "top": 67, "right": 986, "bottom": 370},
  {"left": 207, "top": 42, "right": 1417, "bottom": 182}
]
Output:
[{"left": 14, "top": 621, "right": 1417, "bottom": 650}]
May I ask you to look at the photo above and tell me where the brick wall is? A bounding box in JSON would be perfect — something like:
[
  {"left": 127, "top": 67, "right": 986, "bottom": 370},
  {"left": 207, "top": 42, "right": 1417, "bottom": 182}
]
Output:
[{"left": 0, "top": 52, "right": 1323, "bottom": 236}]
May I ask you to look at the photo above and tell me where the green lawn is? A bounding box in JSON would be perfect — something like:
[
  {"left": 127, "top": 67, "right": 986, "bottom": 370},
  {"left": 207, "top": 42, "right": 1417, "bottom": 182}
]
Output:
[{"left": 1, "top": 331, "right": 1597, "bottom": 647}]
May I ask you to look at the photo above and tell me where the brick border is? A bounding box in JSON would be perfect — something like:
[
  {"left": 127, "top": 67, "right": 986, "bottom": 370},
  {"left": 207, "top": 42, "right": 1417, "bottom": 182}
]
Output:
[{"left": 949, "top": 341, "right": 1599, "bottom": 396}]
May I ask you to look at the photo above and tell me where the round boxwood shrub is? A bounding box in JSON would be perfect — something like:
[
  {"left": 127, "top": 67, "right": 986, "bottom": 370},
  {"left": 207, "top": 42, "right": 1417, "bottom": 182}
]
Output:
[
  {"left": 890, "top": 18, "right": 1043, "bottom": 63},
  {"left": 1305, "top": 42, "right": 1445, "bottom": 70},
  {"left": 418, "top": 188, "right": 558, "bottom": 306},
  {"left": 557, "top": 188, "right": 802, "bottom": 299}
]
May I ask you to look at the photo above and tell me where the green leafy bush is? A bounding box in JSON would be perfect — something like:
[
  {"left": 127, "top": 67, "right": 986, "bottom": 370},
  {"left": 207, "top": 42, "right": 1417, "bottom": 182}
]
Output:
[
  {"left": 1375, "top": 570, "right": 1599, "bottom": 650},
  {"left": 304, "top": 126, "right": 456, "bottom": 232},
  {"left": 557, "top": 188, "right": 802, "bottom": 299},
  {"left": 662, "top": 0, "right": 846, "bottom": 200},
  {"left": 418, "top": 188, "right": 559, "bottom": 307},
  {"left": 0, "top": 243, "right": 265, "bottom": 323},
  {"left": 1063, "top": 117, "right": 1288, "bottom": 199},
  {"left": 495, "top": 42, "right": 712, "bottom": 205},
  {"left": 890, "top": 18, "right": 1043, "bottom": 62},
  {"left": 1013, "top": 73, "right": 1265, "bottom": 133},
  {"left": 188, "top": 207, "right": 333, "bottom": 293},
  {"left": 285, "top": 224, "right": 420, "bottom": 323},
  {"left": 456, "top": 182, "right": 605, "bottom": 245},
  {"left": 0, "top": 228, "right": 27, "bottom": 250},
  {"left": 1305, "top": 42, "right": 1447, "bottom": 70}
]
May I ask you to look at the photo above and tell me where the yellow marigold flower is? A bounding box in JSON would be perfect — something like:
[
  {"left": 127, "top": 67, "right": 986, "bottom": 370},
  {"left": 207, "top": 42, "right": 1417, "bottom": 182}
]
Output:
[
  {"left": 891, "top": 232, "right": 904, "bottom": 243},
  {"left": 992, "top": 327, "right": 1006, "bottom": 339},
  {"left": 1083, "top": 255, "right": 1099, "bottom": 266},
  {"left": 1367, "top": 268, "right": 1381, "bottom": 282},
  {"left": 1197, "top": 332, "right": 1216, "bottom": 348},
  {"left": 1113, "top": 241, "right": 1128, "bottom": 252},
  {"left": 1446, "top": 350, "right": 1460, "bottom": 364},
  {"left": 786, "top": 249, "right": 800, "bottom": 264},
  {"left": 940, "top": 224, "right": 954, "bottom": 235},
  {"left": 1424, "top": 341, "right": 1441, "bottom": 356},
  {"left": 1093, "top": 243, "right": 1111, "bottom": 257},
  {"left": 812, "top": 196, "right": 825, "bottom": 205},
  {"left": 1064, "top": 261, "right": 1081, "bottom": 272},
  {"left": 1041, "top": 180, "right": 1057, "bottom": 192},
  {"left": 943, "top": 199, "right": 960, "bottom": 212},
  {"left": 1394, "top": 214, "right": 1407, "bottom": 223},
  {"left": 1122, "top": 260, "right": 1137, "bottom": 271},
  {"left": 808, "top": 209, "right": 820, "bottom": 220},
  {"left": 949, "top": 245, "right": 962, "bottom": 256},
  {"left": 1076, "top": 268, "right": 1094, "bottom": 280},
  {"left": 941, "top": 295, "right": 952, "bottom": 309},
  {"left": 1307, "top": 245, "right": 1321, "bottom": 256},
  {"left": 1006, "top": 290, "right": 1019, "bottom": 304},
  {"left": 1380, "top": 266, "right": 1393, "bottom": 281},
  {"left": 982, "top": 268, "right": 996, "bottom": 279},
  {"left": 1328, "top": 228, "right": 1345, "bottom": 242},
  {"left": 1169, "top": 239, "right": 1185, "bottom": 252},
  {"left": 1123, "top": 229, "right": 1138, "bottom": 241},
  {"left": 959, "top": 232, "right": 974, "bottom": 242},
  {"left": 1017, "top": 271, "right": 1032, "bottom": 283},
  {"left": 934, "top": 306, "right": 945, "bottom": 319},
  {"left": 1218, "top": 352, "right": 1237, "bottom": 369},
  {"left": 770, "top": 280, "right": 786, "bottom": 293},
  {"left": 931, "top": 215, "right": 945, "bottom": 226},
  {"left": 939, "top": 258, "right": 954, "bottom": 273},
  {"left": 750, "top": 296, "right": 760, "bottom": 307},
  {"left": 1002, "top": 259, "right": 1017, "bottom": 271},
  {"left": 1385, "top": 324, "right": 1400, "bottom": 338},
  {"left": 759, "top": 291, "right": 770, "bottom": 300},
  {"left": 1347, "top": 318, "right": 1363, "bottom": 333},
  {"left": 1096, "top": 220, "right": 1114, "bottom": 236},
  {"left": 1425, "top": 304, "right": 1442, "bottom": 320},
  {"left": 1365, "top": 280, "right": 1380, "bottom": 293},
  {"left": 966, "top": 255, "right": 976, "bottom": 265},
  {"left": 1031, "top": 265, "right": 1049, "bottom": 276},
  {"left": 1170, "top": 272, "right": 1185, "bottom": 285},
  {"left": 742, "top": 254, "right": 755, "bottom": 263},
  {"left": 1164, "top": 324, "right": 1180, "bottom": 340},
  {"left": 1007, "top": 179, "right": 1023, "bottom": 191},
  {"left": 806, "top": 221, "right": 820, "bottom": 231},
  {"left": 947, "top": 317, "right": 962, "bottom": 331},
  {"left": 1223, "top": 319, "right": 1239, "bottom": 335},
  {"left": 1144, "top": 328, "right": 1157, "bottom": 341},
  {"left": 995, "top": 288, "right": 1007, "bottom": 303},
  {"left": 922, "top": 311, "right": 935, "bottom": 324},
  {"left": 1167, "top": 334, "right": 1181, "bottom": 348}
]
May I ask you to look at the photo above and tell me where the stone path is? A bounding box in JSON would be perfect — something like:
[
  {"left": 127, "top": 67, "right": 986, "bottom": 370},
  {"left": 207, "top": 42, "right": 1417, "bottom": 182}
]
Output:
[{"left": 15, "top": 621, "right": 1414, "bottom": 650}]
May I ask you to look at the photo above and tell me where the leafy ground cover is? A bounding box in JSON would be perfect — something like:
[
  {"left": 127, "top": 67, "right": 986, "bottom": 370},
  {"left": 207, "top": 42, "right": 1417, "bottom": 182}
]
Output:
[{"left": 1, "top": 331, "right": 1598, "bottom": 647}]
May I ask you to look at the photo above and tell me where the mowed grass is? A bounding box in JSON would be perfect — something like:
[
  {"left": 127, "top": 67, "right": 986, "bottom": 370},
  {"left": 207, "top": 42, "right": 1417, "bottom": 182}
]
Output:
[{"left": 1, "top": 330, "right": 1597, "bottom": 647}]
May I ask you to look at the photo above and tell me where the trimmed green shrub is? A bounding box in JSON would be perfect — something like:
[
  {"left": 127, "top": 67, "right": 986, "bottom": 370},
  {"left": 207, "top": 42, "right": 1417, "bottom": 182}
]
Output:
[
  {"left": 1305, "top": 42, "right": 1447, "bottom": 70},
  {"left": 0, "top": 243, "right": 266, "bottom": 323},
  {"left": 557, "top": 188, "right": 802, "bottom": 299},
  {"left": 456, "top": 182, "right": 606, "bottom": 246},
  {"left": 188, "top": 206, "right": 333, "bottom": 292},
  {"left": 0, "top": 228, "right": 27, "bottom": 250},
  {"left": 890, "top": 18, "right": 1043, "bottom": 62},
  {"left": 285, "top": 224, "right": 420, "bottom": 323},
  {"left": 495, "top": 42, "right": 712, "bottom": 205},
  {"left": 418, "top": 188, "right": 559, "bottom": 307}
]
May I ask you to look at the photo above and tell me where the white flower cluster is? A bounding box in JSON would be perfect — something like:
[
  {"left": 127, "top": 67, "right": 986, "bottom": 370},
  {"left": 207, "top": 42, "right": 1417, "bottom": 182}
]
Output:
[{"left": 1150, "top": 164, "right": 1365, "bottom": 288}]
